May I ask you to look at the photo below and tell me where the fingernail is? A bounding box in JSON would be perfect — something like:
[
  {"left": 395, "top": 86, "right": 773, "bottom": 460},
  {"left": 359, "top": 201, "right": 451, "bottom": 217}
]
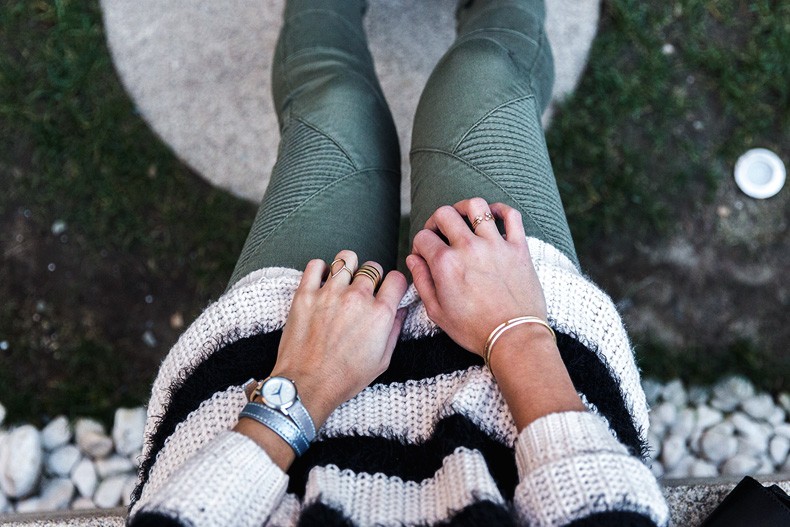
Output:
[{"left": 405, "top": 255, "right": 414, "bottom": 269}]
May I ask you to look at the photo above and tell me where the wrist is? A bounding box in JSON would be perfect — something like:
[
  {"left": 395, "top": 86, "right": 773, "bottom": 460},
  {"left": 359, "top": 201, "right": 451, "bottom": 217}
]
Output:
[
  {"left": 487, "top": 322, "right": 557, "bottom": 374},
  {"left": 266, "top": 368, "right": 337, "bottom": 429}
]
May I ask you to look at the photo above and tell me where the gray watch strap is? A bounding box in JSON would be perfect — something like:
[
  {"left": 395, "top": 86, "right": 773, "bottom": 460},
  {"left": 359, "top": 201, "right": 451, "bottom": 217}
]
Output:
[
  {"left": 286, "top": 399, "right": 316, "bottom": 442},
  {"left": 239, "top": 402, "right": 310, "bottom": 456}
]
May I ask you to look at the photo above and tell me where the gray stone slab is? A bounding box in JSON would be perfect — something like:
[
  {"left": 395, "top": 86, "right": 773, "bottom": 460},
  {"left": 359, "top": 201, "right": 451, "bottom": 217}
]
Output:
[{"left": 100, "top": 0, "right": 599, "bottom": 213}]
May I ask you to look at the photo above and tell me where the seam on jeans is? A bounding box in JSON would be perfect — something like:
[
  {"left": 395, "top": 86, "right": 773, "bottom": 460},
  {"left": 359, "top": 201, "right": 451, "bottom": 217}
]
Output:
[
  {"left": 460, "top": 2, "right": 541, "bottom": 33},
  {"left": 450, "top": 94, "right": 536, "bottom": 154},
  {"left": 291, "top": 115, "right": 360, "bottom": 171},
  {"left": 526, "top": 25, "right": 547, "bottom": 80},
  {"left": 409, "top": 147, "right": 550, "bottom": 241},
  {"left": 454, "top": 26, "right": 539, "bottom": 48},
  {"left": 255, "top": 167, "right": 398, "bottom": 249},
  {"left": 284, "top": 9, "right": 366, "bottom": 45}
]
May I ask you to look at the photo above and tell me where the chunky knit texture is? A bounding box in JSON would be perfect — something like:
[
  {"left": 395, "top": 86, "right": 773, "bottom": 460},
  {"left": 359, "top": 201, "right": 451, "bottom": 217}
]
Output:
[{"left": 127, "top": 238, "right": 668, "bottom": 527}]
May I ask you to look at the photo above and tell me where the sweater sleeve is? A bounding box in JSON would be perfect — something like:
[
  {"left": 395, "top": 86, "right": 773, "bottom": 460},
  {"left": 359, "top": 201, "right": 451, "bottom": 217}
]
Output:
[
  {"left": 128, "top": 430, "right": 289, "bottom": 527},
  {"left": 512, "top": 411, "right": 669, "bottom": 527}
]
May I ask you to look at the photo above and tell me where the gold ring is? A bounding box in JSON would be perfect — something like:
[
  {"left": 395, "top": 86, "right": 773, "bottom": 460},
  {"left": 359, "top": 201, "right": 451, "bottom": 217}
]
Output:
[
  {"left": 471, "top": 212, "right": 494, "bottom": 231},
  {"left": 330, "top": 258, "right": 354, "bottom": 279},
  {"left": 354, "top": 264, "right": 382, "bottom": 289}
]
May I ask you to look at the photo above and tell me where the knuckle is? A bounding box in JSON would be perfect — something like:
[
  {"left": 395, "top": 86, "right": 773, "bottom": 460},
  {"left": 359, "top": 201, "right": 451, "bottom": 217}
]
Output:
[{"left": 469, "top": 197, "right": 488, "bottom": 210}]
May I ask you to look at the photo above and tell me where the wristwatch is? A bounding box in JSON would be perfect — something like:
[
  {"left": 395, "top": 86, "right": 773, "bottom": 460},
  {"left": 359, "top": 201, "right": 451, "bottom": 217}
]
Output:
[{"left": 240, "top": 376, "right": 316, "bottom": 456}]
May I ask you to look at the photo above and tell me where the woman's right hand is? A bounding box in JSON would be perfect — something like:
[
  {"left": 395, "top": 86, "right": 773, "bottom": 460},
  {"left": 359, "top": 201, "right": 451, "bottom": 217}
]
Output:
[
  {"left": 270, "top": 250, "right": 408, "bottom": 429},
  {"left": 406, "top": 198, "right": 550, "bottom": 358}
]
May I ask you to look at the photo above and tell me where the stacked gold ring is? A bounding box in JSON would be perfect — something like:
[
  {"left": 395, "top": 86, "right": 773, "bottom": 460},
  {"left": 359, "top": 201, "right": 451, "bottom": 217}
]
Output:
[
  {"left": 471, "top": 211, "right": 494, "bottom": 231},
  {"left": 354, "top": 264, "right": 382, "bottom": 290}
]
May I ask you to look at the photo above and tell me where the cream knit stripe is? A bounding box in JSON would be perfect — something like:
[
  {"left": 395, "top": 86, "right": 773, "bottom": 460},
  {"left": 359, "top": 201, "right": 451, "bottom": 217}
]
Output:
[
  {"left": 532, "top": 261, "right": 649, "bottom": 441},
  {"left": 513, "top": 412, "right": 628, "bottom": 477},
  {"left": 132, "top": 430, "right": 288, "bottom": 527},
  {"left": 133, "top": 388, "right": 248, "bottom": 513},
  {"left": 135, "top": 372, "right": 612, "bottom": 515},
  {"left": 513, "top": 412, "right": 669, "bottom": 527},
  {"left": 266, "top": 493, "right": 302, "bottom": 527},
  {"left": 305, "top": 447, "right": 505, "bottom": 527}
]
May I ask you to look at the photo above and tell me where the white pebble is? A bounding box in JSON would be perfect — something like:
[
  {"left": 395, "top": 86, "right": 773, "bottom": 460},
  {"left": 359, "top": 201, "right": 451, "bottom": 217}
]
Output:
[
  {"left": 70, "top": 458, "right": 98, "bottom": 498},
  {"left": 778, "top": 393, "right": 790, "bottom": 413},
  {"left": 756, "top": 456, "right": 775, "bottom": 475},
  {"left": 46, "top": 444, "right": 81, "bottom": 477},
  {"left": 769, "top": 435, "right": 790, "bottom": 466},
  {"left": 95, "top": 455, "right": 135, "bottom": 479},
  {"left": 736, "top": 437, "right": 767, "bottom": 457},
  {"left": 0, "top": 491, "right": 9, "bottom": 513},
  {"left": 0, "top": 403, "right": 5, "bottom": 427},
  {"left": 94, "top": 474, "right": 127, "bottom": 508},
  {"left": 650, "top": 461, "right": 664, "bottom": 478},
  {"left": 687, "top": 385, "right": 709, "bottom": 406},
  {"left": 41, "top": 416, "right": 72, "bottom": 451},
  {"left": 701, "top": 428, "right": 738, "bottom": 463},
  {"left": 671, "top": 408, "right": 697, "bottom": 439},
  {"left": 665, "top": 454, "right": 694, "bottom": 478},
  {"left": 0, "top": 425, "right": 43, "bottom": 498},
  {"left": 711, "top": 376, "right": 755, "bottom": 412},
  {"left": 112, "top": 407, "right": 146, "bottom": 456},
  {"left": 38, "top": 478, "right": 75, "bottom": 511},
  {"left": 642, "top": 378, "right": 663, "bottom": 406},
  {"left": 650, "top": 402, "right": 677, "bottom": 437},
  {"left": 730, "top": 412, "right": 770, "bottom": 452},
  {"left": 721, "top": 454, "right": 760, "bottom": 476},
  {"left": 71, "top": 497, "right": 96, "bottom": 510},
  {"left": 661, "top": 435, "right": 687, "bottom": 470},
  {"left": 742, "top": 394, "right": 776, "bottom": 421},
  {"left": 767, "top": 406, "right": 786, "bottom": 425},
  {"left": 661, "top": 43, "right": 676, "bottom": 55},
  {"left": 122, "top": 474, "right": 137, "bottom": 506},
  {"left": 51, "top": 220, "right": 67, "bottom": 235},
  {"left": 695, "top": 405, "right": 724, "bottom": 432},
  {"left": 15, "top": 497, "right": 42, "bottom": 513},
  {"left": 663, "top": 379, "right": 687, "bottom": 407},
  {"left": 75, "top": 418, "right": 113, "bottom": 459},
  {"left": 689, "top": 459, "right": 718, "bottom": 478},
  {"left": 646, "top": 432, "right": 661, "bottom": 461},
  {"left": 774, "top": 423, "right": 790, "bottom": 439}
]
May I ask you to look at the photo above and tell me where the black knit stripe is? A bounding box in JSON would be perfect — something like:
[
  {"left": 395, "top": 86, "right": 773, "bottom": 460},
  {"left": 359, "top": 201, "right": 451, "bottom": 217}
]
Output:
[
  {"left": 298, "top": 499, "right": 517, "bottom": 527},
  {"left": 131, "top": 330, "right": 643, "bottom": 508},
  {"left": 555, "top": 332, "right": 647, "bottom": 459},
  {"left": 127, "top": 511, "right": 185, "bottom": 527},
  {"left": 565, "top": 510, "right": 659, "bottom": 527},
  {"left": 287, "top": 414, "right": 517, "bottom": 498}
]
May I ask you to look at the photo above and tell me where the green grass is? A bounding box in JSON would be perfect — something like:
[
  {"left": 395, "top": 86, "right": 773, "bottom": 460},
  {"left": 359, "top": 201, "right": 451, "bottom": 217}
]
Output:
[
  {"left": 0, "top": 1, "right": 254, "bottom": 288},
  {"left": 547, "top": 0, "right": 789, "bottom": 244},
  {"left": 0, "top": 0, "right": 788, "bottom": 425}
]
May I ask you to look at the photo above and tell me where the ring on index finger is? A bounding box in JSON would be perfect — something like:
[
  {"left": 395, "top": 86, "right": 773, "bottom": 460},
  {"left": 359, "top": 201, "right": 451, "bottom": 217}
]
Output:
[{"left": 330, "top": 258, "right": 354, "bottom": 279}]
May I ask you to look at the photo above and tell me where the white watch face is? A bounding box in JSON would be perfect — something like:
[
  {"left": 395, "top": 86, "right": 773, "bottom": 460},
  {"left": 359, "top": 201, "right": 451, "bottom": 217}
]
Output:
[{"left": 261, "top": 377, "right": 297, "bottom": 408}]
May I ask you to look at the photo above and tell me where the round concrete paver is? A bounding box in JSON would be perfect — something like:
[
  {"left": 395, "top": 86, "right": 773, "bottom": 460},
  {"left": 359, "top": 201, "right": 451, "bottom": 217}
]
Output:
[{"left": 101, "top": 0, "right": 599, "bottom": 212}]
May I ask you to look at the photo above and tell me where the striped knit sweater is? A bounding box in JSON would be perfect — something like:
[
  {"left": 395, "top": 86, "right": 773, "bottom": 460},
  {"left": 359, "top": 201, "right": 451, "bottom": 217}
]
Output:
[{"left": 126, "top": 238, "right": 669, "bottom": 527}]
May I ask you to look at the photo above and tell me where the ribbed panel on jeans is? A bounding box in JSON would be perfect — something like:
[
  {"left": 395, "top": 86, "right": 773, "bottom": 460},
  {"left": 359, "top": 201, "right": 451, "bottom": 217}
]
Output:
[
  {"left": 452, "top": 96, "right": 577, "bottom": 264},
  {"left": 228, "top": 118, "right": 356, "bottom": 285}
]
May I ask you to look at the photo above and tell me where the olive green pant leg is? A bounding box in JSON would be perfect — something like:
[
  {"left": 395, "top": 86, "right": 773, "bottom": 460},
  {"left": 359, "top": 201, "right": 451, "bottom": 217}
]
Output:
[
  {"left": 227, "top": 0, "right": 401, "bottom": 289},
  {"left": 409, "top": 0, "right": 579, "bottom": 268}
]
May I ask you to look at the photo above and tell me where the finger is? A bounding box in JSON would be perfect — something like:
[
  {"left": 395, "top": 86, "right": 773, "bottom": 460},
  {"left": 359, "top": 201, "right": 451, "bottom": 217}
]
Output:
[
  {"left": 489, "top": 202, "right": 527, "bottom": 243},
  {"left": 452, "top": 197, "right": 497, "bottom": 238},
  {"left": 423, "top": 205, "right": 474, "bottom": 245},
  {"left": 382, "top": 307, "right": 407, "bottom": 365},
  {"left": 411, "top": 228, "right": 449, "bottom": 267},
  {"left": 405, "top": 254, "right": 440, "bottom": 319},
  {"left": 298, "top": 259, "right": 328, "bottom": 291},
  {"left": 351, "top": 261, "right": 383, "bottom": 293},
  {"left": 375, "top": 269, "right": 408, "bottom": 309},
  {"left": 325, "top": 250, "right": 358, "bottom": 287}
]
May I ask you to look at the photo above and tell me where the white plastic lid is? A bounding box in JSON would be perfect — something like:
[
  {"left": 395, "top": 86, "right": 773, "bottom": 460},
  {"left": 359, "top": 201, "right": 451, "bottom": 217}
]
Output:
[{"left": 733, "top": 148, "right": 786, "bottom": 199}]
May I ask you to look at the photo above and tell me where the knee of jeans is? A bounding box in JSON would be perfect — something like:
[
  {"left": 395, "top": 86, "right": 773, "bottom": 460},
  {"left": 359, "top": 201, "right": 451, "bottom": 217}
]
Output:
[{"left": 289, "top": 67, "right": 400, "bottom": 171}]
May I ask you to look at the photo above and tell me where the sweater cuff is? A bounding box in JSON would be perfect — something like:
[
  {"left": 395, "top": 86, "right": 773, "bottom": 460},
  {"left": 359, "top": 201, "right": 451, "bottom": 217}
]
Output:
[
  {"left": 130, "top": 430, "right": 288, "bottom": 527},
  {"left": 513, "top": 411, "right": 668, "bottom": 527}
]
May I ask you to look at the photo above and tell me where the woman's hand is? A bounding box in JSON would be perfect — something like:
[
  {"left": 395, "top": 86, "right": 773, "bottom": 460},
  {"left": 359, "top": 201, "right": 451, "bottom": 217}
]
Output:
[
  {"left": 407, "top": 198, "right": 548, "bottom": 357},
  {"left": 270, "top": 250, "right": 408, "bottom": 429}
]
